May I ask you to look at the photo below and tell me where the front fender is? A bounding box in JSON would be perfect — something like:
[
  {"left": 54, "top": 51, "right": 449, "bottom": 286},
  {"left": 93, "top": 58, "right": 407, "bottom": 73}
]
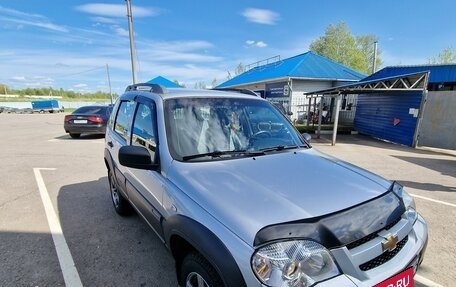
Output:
[{"left": 163, "top": 215, "right": 247, "bottom": 287}]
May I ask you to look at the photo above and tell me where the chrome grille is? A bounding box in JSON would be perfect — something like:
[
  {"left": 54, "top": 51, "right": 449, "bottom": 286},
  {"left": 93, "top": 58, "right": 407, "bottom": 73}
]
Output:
[{"left": 359, "top": 236, "right": 408, "bottom": 271}]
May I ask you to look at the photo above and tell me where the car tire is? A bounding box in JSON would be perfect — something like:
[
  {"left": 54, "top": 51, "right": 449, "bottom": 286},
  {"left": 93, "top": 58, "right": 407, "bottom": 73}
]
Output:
[
  {"left": 108, "top": 170, "right": 133, "bottom": 216},
  {"left": 181, "top": 252, "right": 224, "bottom": 287},
  {"left": 69, "top": 133, "right": 81, "bottom": 138}
]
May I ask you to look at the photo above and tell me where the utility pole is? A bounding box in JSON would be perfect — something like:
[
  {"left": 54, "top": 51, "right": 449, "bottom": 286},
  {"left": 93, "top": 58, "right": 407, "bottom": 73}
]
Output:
[
  {"left": 372, "top": 41, "right": 378, "bottom": 74},
  {"left": 125, "top": 0, "right": 137, "bottom": 84},
  {"left": 106, "top": 64, "right": 113, "bottom": 104}
]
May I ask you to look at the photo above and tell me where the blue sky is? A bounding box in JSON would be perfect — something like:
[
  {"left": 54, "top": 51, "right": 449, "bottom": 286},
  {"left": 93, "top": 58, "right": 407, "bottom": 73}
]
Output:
[{"left": 1, "top": 0, "right": 455, "bottom": 95}]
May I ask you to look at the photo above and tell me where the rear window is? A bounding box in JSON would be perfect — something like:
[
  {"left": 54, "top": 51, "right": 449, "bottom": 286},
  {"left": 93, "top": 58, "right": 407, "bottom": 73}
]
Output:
[{"left": 74, "top": 106, "right": 109, "bottom": 114}]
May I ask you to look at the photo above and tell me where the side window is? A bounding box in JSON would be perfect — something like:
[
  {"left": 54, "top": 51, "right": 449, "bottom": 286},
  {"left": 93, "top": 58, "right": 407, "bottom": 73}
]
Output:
[
  {"left": 114, "top": 100, "right": 136, "bottom": 141},
  {"left": 132, "top": 102, "right": 157, "bottom": 158}
]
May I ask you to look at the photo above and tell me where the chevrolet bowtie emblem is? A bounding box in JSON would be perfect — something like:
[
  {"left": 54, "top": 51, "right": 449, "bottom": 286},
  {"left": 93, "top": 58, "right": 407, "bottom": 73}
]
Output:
[{"left": 382, "top": 234, "right": 399, "bottom": 252}]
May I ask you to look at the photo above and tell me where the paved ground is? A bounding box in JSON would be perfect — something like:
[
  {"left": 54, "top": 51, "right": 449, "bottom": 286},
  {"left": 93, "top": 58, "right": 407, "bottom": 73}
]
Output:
[
  {"left": 0, "top": 113, "right": 454, "bottom": 287},
  {"left": 312, "top": 134, "right": 455, "bottom": 287}
]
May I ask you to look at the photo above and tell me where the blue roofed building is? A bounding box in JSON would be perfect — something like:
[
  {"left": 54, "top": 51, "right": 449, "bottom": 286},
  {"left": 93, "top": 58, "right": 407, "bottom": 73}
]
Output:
[
  {"left": 305, "top": 64, "right": 456, "bottom": 149},
  {"left": 216, "top": 51, "right": 365, "bottom": 121},
  {"left": 355, "top": 64, "right": 456, "bottom": 149},
  {"left": 147, "top": 76, "right": 182, "bottom": 88}
]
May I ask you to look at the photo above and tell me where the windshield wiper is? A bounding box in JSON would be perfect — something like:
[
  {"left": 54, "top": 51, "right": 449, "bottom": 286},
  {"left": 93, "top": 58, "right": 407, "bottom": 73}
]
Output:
[
  {"left": 182, "top": 150, "right": 264, "bottom": 161},
  {"left": 259, "top": 145, "right": 299, "bottom": 152}
]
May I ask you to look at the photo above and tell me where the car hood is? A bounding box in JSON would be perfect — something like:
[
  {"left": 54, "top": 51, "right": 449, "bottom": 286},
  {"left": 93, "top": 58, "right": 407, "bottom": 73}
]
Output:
[{"left": 167, "top": 148, "right": 391, "bottom": 246}]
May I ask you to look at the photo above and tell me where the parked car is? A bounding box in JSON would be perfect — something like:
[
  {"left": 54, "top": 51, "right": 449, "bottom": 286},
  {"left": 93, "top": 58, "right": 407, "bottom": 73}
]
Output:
[
  {"left": 64, "top": 105, "right": 112, "bottom": 138},
  {"left": 104, "top": 84, "right": 428, "bottom": 287}
]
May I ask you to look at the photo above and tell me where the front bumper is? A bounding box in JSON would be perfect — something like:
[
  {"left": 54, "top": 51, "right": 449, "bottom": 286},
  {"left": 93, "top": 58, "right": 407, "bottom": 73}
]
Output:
[{"left": 322, "top": 213, "right": 428, "bottom": 287}]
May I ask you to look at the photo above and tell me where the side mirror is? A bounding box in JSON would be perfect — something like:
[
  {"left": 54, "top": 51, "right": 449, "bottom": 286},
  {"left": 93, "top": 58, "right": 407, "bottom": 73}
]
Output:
[
  {"left": 119, "top": 145, "right": 159, "bottom": 170},
  {"left": 301, "top": 133, "right": 312, "bottom": 142}
]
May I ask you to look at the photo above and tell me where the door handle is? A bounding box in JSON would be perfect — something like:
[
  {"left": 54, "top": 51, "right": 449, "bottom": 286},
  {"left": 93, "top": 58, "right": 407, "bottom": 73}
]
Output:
[{"left": 107, "top": 141, "right": 114, "bottom": 148}]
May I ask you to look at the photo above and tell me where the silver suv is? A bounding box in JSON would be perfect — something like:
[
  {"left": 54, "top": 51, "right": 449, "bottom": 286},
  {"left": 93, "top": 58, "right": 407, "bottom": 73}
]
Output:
[{"left": 104, "top": 84, "right": 428, "bottom": 287}]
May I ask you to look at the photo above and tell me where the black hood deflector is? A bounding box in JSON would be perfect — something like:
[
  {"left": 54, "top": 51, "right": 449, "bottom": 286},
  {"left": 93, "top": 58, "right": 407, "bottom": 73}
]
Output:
[{"left": 254, "top": 190, "right": 404, "bottom": 249}]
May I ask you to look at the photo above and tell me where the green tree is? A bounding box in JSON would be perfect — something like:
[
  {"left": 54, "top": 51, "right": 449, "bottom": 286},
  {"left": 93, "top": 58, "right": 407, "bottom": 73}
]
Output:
[
  {"left": 226, "top": 70, "right": 232, "bottom": 80},
  {"left": 194, "top": 81, "right": 206, "bottom": 89},
  {"left": 0, "top": 84, "right": 8, "bottom": 94},
  {"left": 211, "top": 78, "right": 218, "bottom": 88},
  {"left": 357, "top": 36, "right": 383, "bottom": 73},
  {"left": 173, "top": 80, "right": 184, "bottom": 87},
  {"left": 227, "top": 62, "right": 246, "bottom": 80},
  {"left": 310, "top": 21, "right": 382, "bottom": 74},
  {"left": 428, "top": 47, "right": 456, "bottom": 64},
  {"left": 235, "top": 63, "right": 245, "bottom": 76}
]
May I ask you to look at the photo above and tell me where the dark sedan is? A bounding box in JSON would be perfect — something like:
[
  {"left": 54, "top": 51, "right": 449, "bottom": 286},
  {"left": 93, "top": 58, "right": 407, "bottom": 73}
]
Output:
[{"left": 64, "top": 105, "right": 112, "bottom": 138}]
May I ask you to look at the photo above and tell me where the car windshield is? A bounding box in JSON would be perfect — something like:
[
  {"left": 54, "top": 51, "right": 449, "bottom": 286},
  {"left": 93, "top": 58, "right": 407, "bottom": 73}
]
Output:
[{"left": 165, "top": 97, "right": 306, "bottom": 161}]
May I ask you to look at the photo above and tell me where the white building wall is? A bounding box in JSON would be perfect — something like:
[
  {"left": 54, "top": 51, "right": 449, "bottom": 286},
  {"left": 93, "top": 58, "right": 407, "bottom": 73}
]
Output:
[
  {"left": 290, "top": 80, "right": 333, "bottom": 121},
  {"left": 224, "top": 80, "right": 359, "bottom": 123}
]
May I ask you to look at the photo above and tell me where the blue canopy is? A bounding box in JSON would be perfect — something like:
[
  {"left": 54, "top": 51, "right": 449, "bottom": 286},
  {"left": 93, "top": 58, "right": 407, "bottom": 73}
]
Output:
[{"left": 147, "top": 76, "right": 182, "bottom": 88}]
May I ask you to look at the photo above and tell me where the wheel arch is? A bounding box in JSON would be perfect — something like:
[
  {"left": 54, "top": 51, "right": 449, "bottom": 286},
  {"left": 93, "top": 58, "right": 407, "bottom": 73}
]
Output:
[
  {"left": 104, "top": 148, "right": 114, "bottom": 171},
  {"left": 164, "top": 215, "right": 247, "bottom": 287}
]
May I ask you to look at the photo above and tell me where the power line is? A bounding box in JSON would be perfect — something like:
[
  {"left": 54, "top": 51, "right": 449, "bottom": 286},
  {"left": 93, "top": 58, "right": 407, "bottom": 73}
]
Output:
[{"left": 57, "top": 66, "right": 106, "bottom": 78}]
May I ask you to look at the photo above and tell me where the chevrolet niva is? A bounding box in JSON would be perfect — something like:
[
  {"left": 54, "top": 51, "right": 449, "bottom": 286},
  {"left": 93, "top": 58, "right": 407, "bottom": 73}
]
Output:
[{"left": 104, "top": 83, "right": 427, "bottom": 287}]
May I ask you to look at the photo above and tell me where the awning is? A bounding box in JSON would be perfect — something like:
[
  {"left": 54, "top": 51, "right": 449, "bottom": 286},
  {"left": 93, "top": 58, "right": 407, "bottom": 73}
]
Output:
[{"left": 303, "top": 71, "right": 430, "bottom": 145}]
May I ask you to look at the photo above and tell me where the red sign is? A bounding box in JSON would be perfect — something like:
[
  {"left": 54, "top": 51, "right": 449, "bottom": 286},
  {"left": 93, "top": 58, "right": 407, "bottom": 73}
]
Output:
[
  {"left": 393, "top": 117, "right": 401, "bottom": 126},
  {"left": 375, "top": 267, "right": 414, "bottom": 287}
]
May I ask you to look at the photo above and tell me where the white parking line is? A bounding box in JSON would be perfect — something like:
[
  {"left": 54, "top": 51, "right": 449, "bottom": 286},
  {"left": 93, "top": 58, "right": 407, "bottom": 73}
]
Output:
[
  {"left": 415, "top": 274, "right": 445, "bottom": 287},
  {"left": 411, "top": 193, "right": 456, "bottom": 208},
  {"left": 48, "top": 138, "right": 103, "bottom": 143},
  {"left": 33, "top": 168, "right": 83, "bottom": 287}
]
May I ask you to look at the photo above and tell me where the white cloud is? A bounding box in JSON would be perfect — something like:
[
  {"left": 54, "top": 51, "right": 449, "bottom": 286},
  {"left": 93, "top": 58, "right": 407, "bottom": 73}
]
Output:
[
  {"left": 0, "top": 10, "right": 68, "bottom": 32},
  {"left": 136, "top": 39, "right": 221, "bottom": 63},
  {"left": 242, "top": 8, "right": 279, "bottom": 25},
  {"left": 0, "top": 35, "right": 228, "bottom": 94},
  {"left": 1, "top": 17, "right": 69, "bottom": 32},
  {"left": 113, "top": 27, "right": 129, "bottom": 37},
  {"left": 74, "top": 83, "right": 88, "bottom": 89},
  {"left": 91, "top": 16, "right": 118, "bottom": 24},
  {"left": 10, "top": 76, "right": 26, "bottom": 82},
  {"left": 245, "top": 40, "right": 268, "bottom": 48},
  {"left": 75, "top": 3, "right": 158, "bottom": 18},
  {"left": 9, "top": 75, "right": 54, "bottom": 87},
  {"left": 255, "top": 41, "right": 267, "bottom": 48},
  {"left": 0, "top": 6, "right": 45, "bottom": 20}
]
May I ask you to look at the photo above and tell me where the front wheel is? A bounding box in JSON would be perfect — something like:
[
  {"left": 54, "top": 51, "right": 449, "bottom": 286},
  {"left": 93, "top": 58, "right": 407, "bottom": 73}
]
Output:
[
  {"left": 181, "top": 252, "right": 224, "bottom": 287},
  {"left": 108, "top": 170, "right": 133, "bottom": 216}
]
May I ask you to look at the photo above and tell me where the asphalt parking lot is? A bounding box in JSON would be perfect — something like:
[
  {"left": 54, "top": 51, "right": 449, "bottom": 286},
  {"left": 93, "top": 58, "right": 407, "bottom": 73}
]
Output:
[{"left": 0, "top": 113, "right": 454, "bottom": 287}]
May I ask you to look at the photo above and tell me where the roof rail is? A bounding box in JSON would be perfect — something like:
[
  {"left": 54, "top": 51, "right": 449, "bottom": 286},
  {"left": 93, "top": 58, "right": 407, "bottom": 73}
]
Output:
[
  {"left": 125, "top": 83, "right": 167, "bottom": 94},
  {"left": 212, "top": 88, "right": 259, "bottom": 97}
]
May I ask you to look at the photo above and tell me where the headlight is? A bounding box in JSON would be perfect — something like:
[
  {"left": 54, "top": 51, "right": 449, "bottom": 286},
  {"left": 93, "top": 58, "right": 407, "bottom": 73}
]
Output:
[
  {"left": 392, "top": 181, "right": 417, "bottom": 223},
  {"left": 251, "top": 240, "right": 340, "bottom": 287}
]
